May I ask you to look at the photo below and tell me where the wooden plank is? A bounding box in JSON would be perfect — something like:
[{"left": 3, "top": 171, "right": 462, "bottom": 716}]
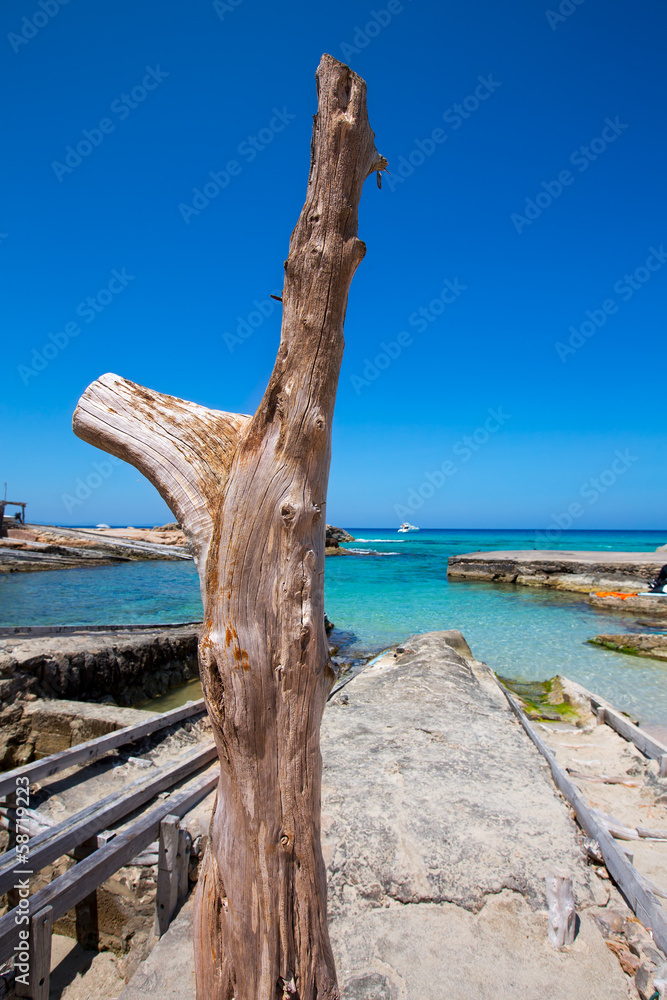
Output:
[
  {"left": 595, "top": 703, "right": 667, "bottom": 761},
  {"left": 0, "top": 769, "right": 218, "bottom": 965},
  {"left": 155, "top": 815, "right": 180, "bottom": 936},
  {"left": 0, "top": 743, "right": 216, "bottom": 897},
  {"left": 496, "top": 679, "right": 667, "bottom": 954},
  {"left": 14, "top": 905, "right": 52, "bottom": 1000},
  {"left": 0, "top": 699, "right": 206, "bottom": 799}
]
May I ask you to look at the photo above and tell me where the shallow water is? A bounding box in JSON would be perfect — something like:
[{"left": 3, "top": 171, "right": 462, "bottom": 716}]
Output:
[{"left": 2, "top": 528, "right": 666, "bottom": 724}]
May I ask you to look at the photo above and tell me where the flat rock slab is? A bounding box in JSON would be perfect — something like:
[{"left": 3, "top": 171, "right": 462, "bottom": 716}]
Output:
[
  {"left": 589, "top": 593, "right": 667, "bottom": 617},
  {"left": 0, "top": 624, "right": 200, "bottom": 712},
  {"left": 120, "top": 631, "right": 632, "bottom": 999},
  {"left": 0, "top": 523, "right": 191, "bottom": 572},
  {"left": 0, "top": 624, "right": 200, "bottom": 669},
  {"left": 591, "top": 632, "right": 667, "bottom": 661},
  {"left": 448, "top": 549, "right": 664, "bottom": 593},
  {"left": 322, "top": 631, "right": 628, "bottom": 998},
  {"left": 119, "top": 897, "right": 196, "bottom": 1000}
]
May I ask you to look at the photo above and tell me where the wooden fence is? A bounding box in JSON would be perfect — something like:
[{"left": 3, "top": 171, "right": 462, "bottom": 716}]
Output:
[{"left": 0, "top": 698, "right": 216, "bottom": 1000}]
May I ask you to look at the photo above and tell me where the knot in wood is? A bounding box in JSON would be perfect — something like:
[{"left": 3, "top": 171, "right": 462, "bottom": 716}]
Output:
[
  {"left": 279, "top": 833, "right": 291, "bottom": 848},
  {"left": 311, "top": 503, "right": 322, "bottom": 522},
  {"left": 278, "top": 971, "right": 297, "bottom": 997},
  {"left": 280, "top": 502, "right": 296, "bottom": 524}
]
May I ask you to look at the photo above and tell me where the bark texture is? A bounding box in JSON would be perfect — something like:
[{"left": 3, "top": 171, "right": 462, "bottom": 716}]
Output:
[{"left": 73, "top": 53, "right": 385, "bottom": 1000}]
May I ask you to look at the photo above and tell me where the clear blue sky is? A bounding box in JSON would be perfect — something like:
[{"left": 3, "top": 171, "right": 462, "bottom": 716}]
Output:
[{"left": 2, "top": 0, "right": 665, "bottom": 529}]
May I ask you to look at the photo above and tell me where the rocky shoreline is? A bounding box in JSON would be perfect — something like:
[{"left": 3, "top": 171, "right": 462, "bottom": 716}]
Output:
[
  {"left": 0, "top": 623, "right": 200, "bottom": 768},
  {"left": 447, "top": 549, "right": 665, "bottom": 593},
  {"left": 0, "top": 522, "right": 191, "bottom": 572},
  {"left": 589, "top": 632, "right": 667, "bottom": 662},
  {"left": 324, "top": 524, "right": 355, "bottom": 555},
  {"left": 1, "top": 522, "right": 357, "bottom": 571},
  {"left": 588, "top": 592, "right": 667, "bottom": 617}
]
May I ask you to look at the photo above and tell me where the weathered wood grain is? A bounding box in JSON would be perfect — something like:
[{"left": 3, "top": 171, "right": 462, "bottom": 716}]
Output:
[
  {"left": 155, "top": 814, "right": 181, "bottom": 936},
  {"left": 0, "top": 770, "right": 217, "bottom": 965},
  {"left": 594, "top": 703, "right": 667, "bottom": 761},
  {"left": 14, "top": 905, "right": 52, "bottom": 1000},
  {"left": 72, "top": 52, "right": 385, "bottom": 1000},
  {"left": 74, "top": 378, "right": 249, "bottom": 574},
  {"left": 0, "top": 743, "right": 215, "bottom": 897},
  {"left": 546, "top": 872, "right": 576, "bottom": 949}
]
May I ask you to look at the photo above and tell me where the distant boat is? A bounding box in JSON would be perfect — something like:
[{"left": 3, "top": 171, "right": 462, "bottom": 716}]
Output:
[{"left": 398, "top": 523, "right": 419, "bottom": 533}]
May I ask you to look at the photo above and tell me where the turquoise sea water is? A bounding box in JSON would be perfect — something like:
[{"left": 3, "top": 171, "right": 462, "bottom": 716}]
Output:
[{"left": 2, "top": 528, "right": 666, "bottom": 724}]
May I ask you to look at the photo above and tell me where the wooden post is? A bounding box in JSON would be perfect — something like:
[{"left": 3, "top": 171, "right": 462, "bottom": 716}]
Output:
[
  {"left": 71, "top": 833, "right": 113, "bottom": 951},
  {"left": 660, "top": 754, "right": 667, "bottom": 778},
  {"left": 546, "top": 871, "right": 576, "bottom": 949},
  {"left": 14, "top": 905, "right": 53, "bottom": 1000},
  {"left": 176, "top": 824, "right": 191, "bottom": 904},
  {"left": 596, "top": 706, "right": 606, "bottom": 725},
  {"left": 73, "top": 53, "right": 385, "bottom": 1000},
  {"left": 155, "top": 814, "right": 181, "bottom": 937},
  {"left": 5, "top": 791, "right": 18, "bottom": 911}
]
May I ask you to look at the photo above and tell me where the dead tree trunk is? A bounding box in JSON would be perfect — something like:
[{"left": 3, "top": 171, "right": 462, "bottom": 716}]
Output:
[{"left": 73, "top": 54, "right": 385, "bottom": 1000}]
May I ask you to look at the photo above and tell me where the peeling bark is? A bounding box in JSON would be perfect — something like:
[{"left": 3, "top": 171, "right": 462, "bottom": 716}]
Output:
[{"left": 73, "top": 53, "right": 385, "bottom": 1000}]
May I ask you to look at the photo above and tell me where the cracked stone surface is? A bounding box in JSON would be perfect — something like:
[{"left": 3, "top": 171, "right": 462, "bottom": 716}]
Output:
[
  {"left": 321, "top": 630, "right": 632, "bottom": 999},
  {"left": 120, "top": 630, "right": 634, "bottom": 999}
]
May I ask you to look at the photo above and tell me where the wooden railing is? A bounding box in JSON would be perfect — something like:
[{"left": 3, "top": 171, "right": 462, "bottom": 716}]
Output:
[{"left": 0, "top": 698, "right": 216, "bottom": 1000}]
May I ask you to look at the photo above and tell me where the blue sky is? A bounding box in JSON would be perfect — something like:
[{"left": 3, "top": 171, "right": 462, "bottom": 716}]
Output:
[{"left": 1, "top": 0, "right": 665, "bottom": 529}]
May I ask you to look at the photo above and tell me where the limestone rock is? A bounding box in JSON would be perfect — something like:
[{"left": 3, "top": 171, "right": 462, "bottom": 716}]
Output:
[{"left": 325, "top": 524, "right": 355, "bottom": 544}]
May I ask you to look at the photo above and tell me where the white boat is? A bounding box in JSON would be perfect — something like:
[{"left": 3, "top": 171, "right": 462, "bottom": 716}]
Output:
[{"left": 398, "top": 523, "right": 420, "bottom": 533}]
